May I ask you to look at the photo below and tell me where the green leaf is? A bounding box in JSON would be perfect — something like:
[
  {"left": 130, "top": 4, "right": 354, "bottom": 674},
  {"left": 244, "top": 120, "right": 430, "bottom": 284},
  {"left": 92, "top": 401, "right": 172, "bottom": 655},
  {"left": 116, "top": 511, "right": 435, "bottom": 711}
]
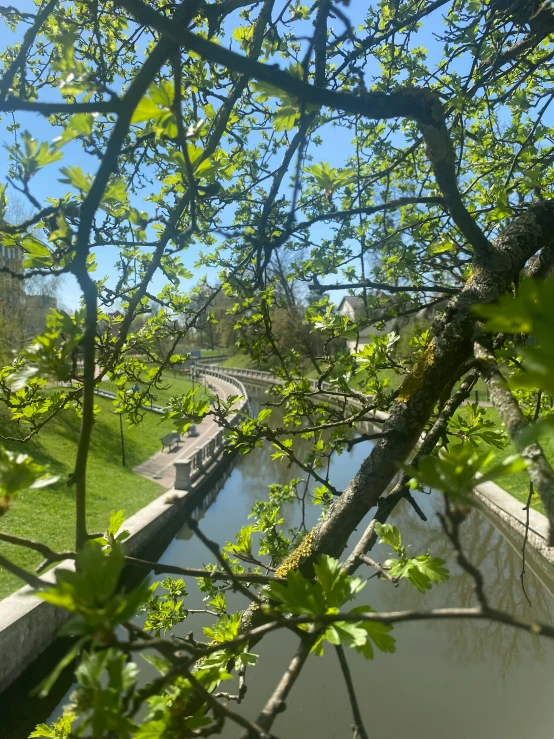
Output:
[
  {"left": 134, "top": 721, "right": 166, "bottom": 739},
  {"left": 141, "top": 653, "right": 171, "bottom": 675},
  {"left": 374, "top": 523, "right": 402, "bottom": 552},
  {"left": 36, "top": 638, "right": 88, "bottom": 697},
  {"left": 38, "top": 542, "right": 149, "bottom": 634},
  {"left": 273, "top": 106, "right": 298, "bottom": 131},
  {"left": 29, "top": 712, "right": 75, "bottom": 739},
  {"left": 251, "top": 79, "right": 291, "bottom": 103},
  {"left": 21, "top": 234, "right": 53, "bottom": 268},
  {"left": 149, "top": 81, "right": 174, "bottom": 107},
  {"left": 268, "top": 568, "right": 326, "bottom": 616},
  {"left": 69, "top": 113, "right": 93, "bottom": 136},
  {"left": 236, "top": 650, "right": 258, "bottom": 667},
  {"left": 224, "top": 524, "right": 257, "bottom": 557},
  {"left": 269, "top": 555, "right": 365, "bottom": 617},
  {"left": 103, "top": 178, "right": 129, "bottom": 206},
  {"left": 475, "top": 278, "right": 554, "bottom": 396},
  {"left": 313, "top": 554, "right": 365, "bottom": 608},
  {"left": 385, "top": 554, "right": 449, "bottom": 593},
  {"left": 132, "top": 97, "right": 162, "bottom": 123},
  {"left": 108, "top": 509, "right": 125, "bottom": 536},
  {"left": 59, "top": 166, "right": 91, "bottom": 193},
  {"left": 203, "top": 612, "right": 243, "bottom": 643},
  {"left": 349, "top": 607, "right": 396, "bottom": 659},
  {"left": 0, "top": 447, "right": 58, "bottom": 515},
  {"left": 402, "top": 445, "right": 527, "bottom": 500}
]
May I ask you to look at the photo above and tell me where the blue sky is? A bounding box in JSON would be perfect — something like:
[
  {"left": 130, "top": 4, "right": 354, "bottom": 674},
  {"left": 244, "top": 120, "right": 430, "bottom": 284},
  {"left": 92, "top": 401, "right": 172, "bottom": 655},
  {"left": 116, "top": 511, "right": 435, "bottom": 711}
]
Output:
[{"left": 1, "top": 0, "right": 446, "bottom": 311}]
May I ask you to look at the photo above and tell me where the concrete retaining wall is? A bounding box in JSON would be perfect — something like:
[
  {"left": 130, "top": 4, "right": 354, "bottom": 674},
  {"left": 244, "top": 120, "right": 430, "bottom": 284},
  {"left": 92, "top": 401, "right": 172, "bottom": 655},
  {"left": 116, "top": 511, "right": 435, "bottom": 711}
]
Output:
[
  {"left": 0, "top": 367, "right": 247, "bottom": 694},
  {"left": 0, "top": 485, "right": 190, "bottom": 693}
]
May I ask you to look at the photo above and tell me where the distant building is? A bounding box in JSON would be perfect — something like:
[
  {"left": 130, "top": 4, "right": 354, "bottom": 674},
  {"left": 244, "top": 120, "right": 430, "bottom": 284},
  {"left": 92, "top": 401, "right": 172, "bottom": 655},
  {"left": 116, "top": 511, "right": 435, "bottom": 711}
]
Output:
[
  {"left": 0, "top": 245, "right": 24, "bottom": 310},
  {"left": 337, "top": 295, "right": 438, "bottom": 352}
]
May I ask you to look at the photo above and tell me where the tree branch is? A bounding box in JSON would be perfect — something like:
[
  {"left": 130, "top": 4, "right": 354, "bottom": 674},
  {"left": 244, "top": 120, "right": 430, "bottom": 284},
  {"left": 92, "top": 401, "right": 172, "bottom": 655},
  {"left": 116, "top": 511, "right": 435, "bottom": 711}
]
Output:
[
  {"left": 296, "top": 196, "right": 445, "bottom": 231},
  {"left": 335, "top": 645, "right": 370, "bottom": 739},
  {"left": 124, "top": 555, "right": 283, "bottom": 584},
  {"left": 0, "top": 553, "right": 48, "bottom": 589},
  {"left": 309, "top": 279, "right": 458, "bottom": 295},
  {"left": 116, "top": 0, "right": 492, "bottom": 258},
  {"left": 475, "top": 339, "right": 554, "bottom": 542},
  {"left": 0, "top": 0, "right": 58, "bottom": 102},
  {"left": 0, "top": 99, "right": 123, "bottom": 115}
]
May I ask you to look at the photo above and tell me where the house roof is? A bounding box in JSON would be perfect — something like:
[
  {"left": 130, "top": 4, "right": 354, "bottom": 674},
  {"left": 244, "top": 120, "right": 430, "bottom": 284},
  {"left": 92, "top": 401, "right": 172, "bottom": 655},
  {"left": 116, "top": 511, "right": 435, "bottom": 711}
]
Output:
[
  {"left": 338, "top": 294, "right": 390, "bottom": 313},
  {"left": 337, "top": 296, "right": 362, "bottom": 313}
]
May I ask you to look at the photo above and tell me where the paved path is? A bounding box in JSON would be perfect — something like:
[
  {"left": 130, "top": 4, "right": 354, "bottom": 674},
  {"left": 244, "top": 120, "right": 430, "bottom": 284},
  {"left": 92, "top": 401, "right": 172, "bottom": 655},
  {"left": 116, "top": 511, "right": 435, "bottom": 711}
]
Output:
[{"left": 133, "top": 375, "right": 240, "bottom": 490}]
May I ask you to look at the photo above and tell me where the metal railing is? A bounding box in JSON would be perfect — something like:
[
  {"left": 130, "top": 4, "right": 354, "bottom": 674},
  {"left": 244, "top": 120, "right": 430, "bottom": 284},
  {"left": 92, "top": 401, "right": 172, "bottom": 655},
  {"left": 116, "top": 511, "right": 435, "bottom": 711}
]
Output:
[
  {"left": 197, "top": 364, "right": 249, "bottom": 401},
  {"left": 93, "top": 385, "right": 164, "bottom": 414},
  {"left": 205, "top": 365, "right": 333, "bottom": 394},
  {"left": 217, "top": 365, "right": 493, "bottom": 405}
]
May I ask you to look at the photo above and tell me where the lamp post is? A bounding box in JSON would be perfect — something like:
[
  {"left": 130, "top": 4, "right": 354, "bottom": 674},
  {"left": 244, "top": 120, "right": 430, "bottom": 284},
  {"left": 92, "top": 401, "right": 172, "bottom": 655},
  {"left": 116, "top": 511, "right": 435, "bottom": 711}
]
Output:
[
  {"left": 119, "top": 412, "right": 126, "bottom": 467},
  {"left": 116, "top": 402, "right": 126, "bottom": 467}
]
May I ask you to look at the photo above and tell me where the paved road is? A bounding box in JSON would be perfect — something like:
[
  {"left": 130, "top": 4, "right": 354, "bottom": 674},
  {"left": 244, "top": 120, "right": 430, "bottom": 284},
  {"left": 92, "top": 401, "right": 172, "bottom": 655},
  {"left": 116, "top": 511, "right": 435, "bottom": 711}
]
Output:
[{"left": 133, "top": 375, "right": 240, "bottom": 490}]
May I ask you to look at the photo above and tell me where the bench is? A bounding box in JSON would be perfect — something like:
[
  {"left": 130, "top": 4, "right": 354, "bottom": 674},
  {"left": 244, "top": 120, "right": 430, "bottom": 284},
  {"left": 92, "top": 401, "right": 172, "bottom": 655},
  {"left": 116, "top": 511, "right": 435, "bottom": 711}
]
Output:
[{"left": 161, "top": 431, "right": 181, "bottom": 452}]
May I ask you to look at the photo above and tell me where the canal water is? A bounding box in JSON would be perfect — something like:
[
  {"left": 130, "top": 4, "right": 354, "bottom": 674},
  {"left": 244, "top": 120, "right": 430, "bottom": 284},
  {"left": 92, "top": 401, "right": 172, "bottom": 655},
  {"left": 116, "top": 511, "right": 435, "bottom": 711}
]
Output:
[{"left": 9, "top": 382, "right": 554, "bottom": 738}]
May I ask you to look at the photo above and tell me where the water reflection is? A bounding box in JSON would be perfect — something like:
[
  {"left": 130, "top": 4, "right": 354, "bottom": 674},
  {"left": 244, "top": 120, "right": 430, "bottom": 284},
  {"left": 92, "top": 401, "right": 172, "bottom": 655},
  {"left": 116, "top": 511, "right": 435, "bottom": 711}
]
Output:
[
  {"left": 373, "top": 497, "right": 553, "bottom": 676},
  {"left": 37, "top": 381, "right": 554, "bottom": 739}
]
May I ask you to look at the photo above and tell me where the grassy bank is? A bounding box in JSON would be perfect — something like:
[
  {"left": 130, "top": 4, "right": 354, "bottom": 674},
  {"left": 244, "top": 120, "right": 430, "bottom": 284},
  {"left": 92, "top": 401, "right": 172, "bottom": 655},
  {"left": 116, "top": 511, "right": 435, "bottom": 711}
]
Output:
[
  {"left": 452, "top": 404, "right": 553, "bottom": 515},
  {"left": 221, "top": 353, "right": 259, "bottom": 369},
  {"left": 101, "top": 369, "right": 208, "bottom": 407},
  {"left": 0, "top": 386, "right": 187, "bottom": 598}
]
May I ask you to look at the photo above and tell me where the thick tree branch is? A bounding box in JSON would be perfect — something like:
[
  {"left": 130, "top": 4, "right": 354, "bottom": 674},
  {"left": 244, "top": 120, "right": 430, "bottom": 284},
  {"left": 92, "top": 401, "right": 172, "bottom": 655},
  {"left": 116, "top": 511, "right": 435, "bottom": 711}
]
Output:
[
  {"left": 265, "top": 203, "right": 554, "bottom": 587},
  {"left": 116, "top": 0, "right": 492, "bottom": 258},
  {"left": 70, "top": 0, "right": 200, "bottom": 549},
  {"left": 475, "top": 339, "right": 554, "bottom": 541},
  {"left": 309, "top": 279, "right": 458, "bottom": 295},
  {"left": 0, "top": 99, "right": 123, "bottom": 115}
]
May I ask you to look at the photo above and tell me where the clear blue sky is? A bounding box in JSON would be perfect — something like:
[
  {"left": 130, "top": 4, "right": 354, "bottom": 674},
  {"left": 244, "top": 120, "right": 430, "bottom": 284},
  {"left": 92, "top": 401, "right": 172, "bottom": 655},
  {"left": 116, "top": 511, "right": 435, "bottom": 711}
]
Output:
[{"left": 1, "top": 0, "right": 444, "bottom": 311}]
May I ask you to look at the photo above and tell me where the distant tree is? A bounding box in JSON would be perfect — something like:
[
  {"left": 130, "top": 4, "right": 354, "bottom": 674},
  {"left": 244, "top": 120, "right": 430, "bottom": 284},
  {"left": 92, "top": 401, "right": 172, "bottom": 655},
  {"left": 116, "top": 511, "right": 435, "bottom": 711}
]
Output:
[{"left": 0, "top": 198, "right": 62, "bottom": 361}]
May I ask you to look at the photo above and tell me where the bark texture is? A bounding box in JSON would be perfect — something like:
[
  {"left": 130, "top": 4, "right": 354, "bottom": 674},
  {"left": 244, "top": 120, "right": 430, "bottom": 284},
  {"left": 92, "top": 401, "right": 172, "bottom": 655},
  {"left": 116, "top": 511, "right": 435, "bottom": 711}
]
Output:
[{"left": 278, "top": 201, "right": 554, "bottom": 576}]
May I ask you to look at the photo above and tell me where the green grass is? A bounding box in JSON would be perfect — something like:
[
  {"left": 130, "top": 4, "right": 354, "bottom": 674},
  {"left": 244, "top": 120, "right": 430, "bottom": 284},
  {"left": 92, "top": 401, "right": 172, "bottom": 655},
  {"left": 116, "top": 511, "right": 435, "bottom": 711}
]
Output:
[
  {"left": 193, "top": 348, "right": 228, "bottom": 357},
  {"left": 221, "top": 353, "right": 259, "bottom": 369},
  {"left": 453, "top": 404, "right": 553, "bottom": 515},
  {"left": 102, "top": 370, "right": 208, "bottom": 407},
  {"left": 0, "top": 396, "right": 180, "bottom": 599},
  {"left": 489, "top": 408, "right": 554, "bottom": 515}
]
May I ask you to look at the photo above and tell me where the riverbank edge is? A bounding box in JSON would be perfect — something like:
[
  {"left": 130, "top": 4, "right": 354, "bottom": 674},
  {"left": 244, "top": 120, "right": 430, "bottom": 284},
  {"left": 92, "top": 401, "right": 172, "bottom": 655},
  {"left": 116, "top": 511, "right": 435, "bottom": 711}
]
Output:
[
  {"left": 220, "top": 366, "right": 554, "bottom": 568},
  {"left": 0, "top": 369, "right": 246, "bottom": 695}
]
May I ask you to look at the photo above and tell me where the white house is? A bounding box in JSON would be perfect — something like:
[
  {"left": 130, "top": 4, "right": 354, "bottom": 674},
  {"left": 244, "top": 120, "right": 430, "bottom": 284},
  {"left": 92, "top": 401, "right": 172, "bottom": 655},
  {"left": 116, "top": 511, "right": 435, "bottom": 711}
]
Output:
[{"left": 337, "top": 295, "right": 436, "bottom": 352}]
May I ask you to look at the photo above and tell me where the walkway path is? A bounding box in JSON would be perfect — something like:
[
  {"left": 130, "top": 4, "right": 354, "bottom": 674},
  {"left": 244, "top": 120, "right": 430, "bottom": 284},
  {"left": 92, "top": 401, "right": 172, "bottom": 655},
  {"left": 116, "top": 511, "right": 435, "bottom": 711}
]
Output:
[{"left": 132, "top": 373, "right": 241, "bottom": 490}]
